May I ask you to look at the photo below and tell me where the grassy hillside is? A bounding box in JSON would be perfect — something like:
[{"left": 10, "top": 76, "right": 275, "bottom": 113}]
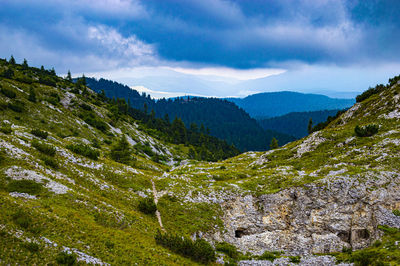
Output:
[
  {"left": 1, "top": 58, "right": 399, "bottom": 265},
  {"left": 0, "top": 59, "right": 225, "bottom": 265}
]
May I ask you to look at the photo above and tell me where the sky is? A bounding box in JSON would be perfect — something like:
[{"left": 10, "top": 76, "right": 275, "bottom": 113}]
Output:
[{"left": 1, "top": 0, "right": 400, "bottom": 98}]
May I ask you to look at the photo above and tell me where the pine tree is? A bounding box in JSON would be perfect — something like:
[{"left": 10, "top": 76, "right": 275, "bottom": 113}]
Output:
[
  {"left": 171, "top": 117, "right": 187, "bottom": 144},
  {"left": 28, "top": 87, "right": 37, "bottom": 103},
  {"left": 110, "top": 135, "right": 132, "bottom": 164},
  {"left": 22, "top": 58, "right": 28, "bottom": 68},
  {"left": 307, "top": 118, "right": 313, "bottom": 134},
  {"left": 270, "top": 137, "right": 279, "bottom": 149},
  {"left": 67, "top": 70, "right": 72, "bottom": 82},
  {"left": 9, "top": 55, "right": 16, "bottom": 64}
]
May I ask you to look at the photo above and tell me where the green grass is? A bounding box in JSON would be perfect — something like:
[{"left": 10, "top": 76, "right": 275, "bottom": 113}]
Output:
[
  {"left": 332, "top": 226, "right": 400, "bottom": 265},
  {"left": 7, "top": 180, "right": 43, "bottom": 195}
]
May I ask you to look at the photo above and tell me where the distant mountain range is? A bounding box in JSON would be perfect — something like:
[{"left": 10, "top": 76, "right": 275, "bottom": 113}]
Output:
[
  {"left": 257, "top": 109, "right": 343, "bottom": 139},
  {"left": 84, "top": 78, "right": 295, "bottom": 151},
  {"left": 227, "top": 91, "right": 355, "bottom": 118}
]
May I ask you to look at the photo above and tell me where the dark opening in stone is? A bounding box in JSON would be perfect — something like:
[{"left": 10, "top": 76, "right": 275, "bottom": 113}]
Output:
[
  {"left": 338, "top": 231, "right": 351, "bottom": 243},
  {"left": 235, "top": 228, "right": 245, "bottom": 238},
  {"left": 357, "top": 229, "right": 370, "bottom": 240}
]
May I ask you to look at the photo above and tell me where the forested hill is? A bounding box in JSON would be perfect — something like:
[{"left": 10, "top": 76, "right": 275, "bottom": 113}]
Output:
[
  {"left": 84, "top": 77, "right": 295, "bottom": 151},
  {"left": 257, "top": 109, "right": 343, "bottom": 139},
  {"left": 227, "top": 91, "right": 354, "bottom": 118}
]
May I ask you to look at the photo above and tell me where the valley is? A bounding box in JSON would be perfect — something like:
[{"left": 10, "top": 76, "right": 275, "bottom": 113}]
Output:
[{"left": 0, "top": 55, "right": 400, "bottom": 265}]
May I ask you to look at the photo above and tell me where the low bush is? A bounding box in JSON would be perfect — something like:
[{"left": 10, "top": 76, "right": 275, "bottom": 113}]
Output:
[
  {"left": 38, "top": 76, "right": 56, "bottom": 87},
  {"left": 23, "top": 242, "right": 40, "bottom": 252},
  {"left": 138, "top": 197, "right": 157, "bottom": 215},
  {"left": 79, "top": 111, "right": 108, "bottom": 132},
  {"left": 67, "top": 143, "right": 99, "bottom": 160},
  {"left": 0, "top": 124, "right": 12, "bottom": 134},
  {"left": 354, "top": 124, "right": 379, "bottom": 137},
  {"left": 257, "top": 251, "right": 282, "bottom": 261},
  {"left": 215, "top": 241, "right": 240, "bottom": 259},
  {"left": 28, "top": 87, "right": 37, "bottom": 103},
  {"left": 31, "top": 128, "right": 48, "bottom": 139},
  {"left": 0, "top": 87, "right": 16, "bottom": 98},
  {"left": 12, "top": 209, "right": 35, "bottom": 231},
  {"left": 80, "top": 103, "right": 92, "bottom": 111},
  {"left": 40, "top": 155, "right": 59, "bottom": 169},
  {"left": 393, "top": 209, "right": 400, "bottom": 216},
  {"left": 32, "top": 139, "right": 56, "bottom": 156},
  {"left": 155, "top": 230, "right": 216, "bottom": 264},
  {"left": 7, "top": 179, "right": 43, "bottom": 195},
  {"left": 289, "top": 256, "right": 301, "bottom": 263},
  {"left": 356, "top": 84, "right": 386, "bottom": 103},
  {"left": 8, "top": 100, "right": 24, "bottom": 112},
  {"left": 56, "top": 251, "right": 77, "bottom": 266},
  {"left": 12, "top": 209, "right": 41, "bottom": 234}
]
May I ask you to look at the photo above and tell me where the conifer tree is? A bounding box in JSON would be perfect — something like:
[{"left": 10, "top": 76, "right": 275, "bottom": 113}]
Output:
[
  {"left": 67, "top": 70, "right": 72, "bottom": 82},
  {"left": 28, "top": 87, "right": 37, "bottom": 103},
  {"left": 9, "top": 55, "right": 16, "bottom": 64},
  {"left": 22, "top": 58, "right": 28, "bottom": 68},
  {"left": 110, "top": 135, "right": 132, "bottom": 164},
  {"left": 308, "top": 118, "right": 313, "bottom": 134},
  {"left": 270, "top": 137, "right": 279, "bottom": 149}
]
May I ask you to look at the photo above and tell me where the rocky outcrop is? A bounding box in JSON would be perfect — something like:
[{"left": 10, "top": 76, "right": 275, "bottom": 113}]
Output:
[{"left": 209, "top": 172, "right": 400, "bottom": 255}]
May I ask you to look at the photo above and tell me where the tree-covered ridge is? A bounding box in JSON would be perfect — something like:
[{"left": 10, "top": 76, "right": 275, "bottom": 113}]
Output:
[
  {"left": 0, "top": 58, "right": 239, "bottom": 162},
  {"left": 85, "top": 77, "right": 295, "bottom": 151},
  {"left": 257, "top": 109, "right": 344, "bottom": 139},
  {"left": 227, "top": 91, "right": 354, "bottom": 118}
]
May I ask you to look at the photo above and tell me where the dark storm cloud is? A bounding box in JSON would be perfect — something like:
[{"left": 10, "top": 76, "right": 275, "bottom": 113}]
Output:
[{"left": 1, "top": 0, "right": 400, "bottom": 71}]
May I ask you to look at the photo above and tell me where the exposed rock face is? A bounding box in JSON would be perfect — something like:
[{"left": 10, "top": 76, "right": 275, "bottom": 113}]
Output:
[{"left": 210, "top": 173, "right": 400, "bottom": 255}]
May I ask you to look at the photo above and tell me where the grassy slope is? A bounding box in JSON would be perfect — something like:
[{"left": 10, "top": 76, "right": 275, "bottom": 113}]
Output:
[
  {"left": 0, "top": 64, "right": 222, "bottom": 264},
  {"left": 1, "top": 60, "right": 399, "bottom": 264},
  {"left": 160, "top": 81, "right": 400, "bottom": 264}
]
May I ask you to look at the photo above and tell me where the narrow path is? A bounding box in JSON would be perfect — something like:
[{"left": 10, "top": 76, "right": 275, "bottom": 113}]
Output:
[{"left": 151, "top": 179, "right": 166, "bottom": 232}]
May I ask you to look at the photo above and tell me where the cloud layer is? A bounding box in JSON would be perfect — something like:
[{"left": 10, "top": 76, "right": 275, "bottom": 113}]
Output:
[{"left": 1, "top": 0, "right": 400, "bottom": 97}]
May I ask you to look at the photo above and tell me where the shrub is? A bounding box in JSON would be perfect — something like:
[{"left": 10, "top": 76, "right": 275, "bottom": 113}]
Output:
[
  {"left": 110, "top": 136, "right": 133, "bottom": 164},
  {"left": 350, "top": 249, "right": 382, "bottom": 266},
  {"left": 354, "top": 124, "right": 379, "bottom": 137},
  {"left": 138, "top": 197, "right": 157, "bottom": 215},
  {"left": 12, "top": 209, "right": 32, "bottom": 229},
  {"left": 215, "top": 241, "right": 240, "bottom": 259},
  {"left": 80, "top": 103, "right": 92, "bottom": 111},
  {"left": 79, "top": 111, "right": 108, "bottom": 132},
  {"left": 23, "top": 242, "right": 40, "bottom": 252},
  {"left": 289, "top": 256, "right": 301, "bottom": 263},
  {"left": 56, "top": 251, "right": 77, "bottom": 266},
  {"left": 258, "top": 251, "right": 281, "bottom": 261},
  {"left": 32, "top": 139, "right": 56, "bottom": 156},
  {"left": 28, "top": 87, "right": 37, "bottom": 103},
  {"left": 155, "top": 230, "right": 216, "bottom": 264},
  {"left": 0, "top": 87, "right": 16, "bottom": 98},
  {"left": 0, "top": 124, "right": 12, "bottom": 134},
  {"left": 45, "top": 95, "right": 60, "bottom": 106},
  {"left": 31, "top": 128, "right": 48, "bottom": 139},
  {"left": 66, "top": 143, "right": 99, "bottom": 160},
  {"left": 8, "top": 100, "right": 24, "bottom": 112},
  {"left": 40, "top": 155, "right": 59, "bottom": 169},
  {"left": 356, "top": 84, "right": 386, "bottom": 103},
  {"left": 7, "top": 180, "right": 43, "bottom": 195},
  {"left": 38, "top": 76, "right": 56, "bottom": 87},
  {"left": 393, "top": 209, "right": 400, "bottom": 216}
]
